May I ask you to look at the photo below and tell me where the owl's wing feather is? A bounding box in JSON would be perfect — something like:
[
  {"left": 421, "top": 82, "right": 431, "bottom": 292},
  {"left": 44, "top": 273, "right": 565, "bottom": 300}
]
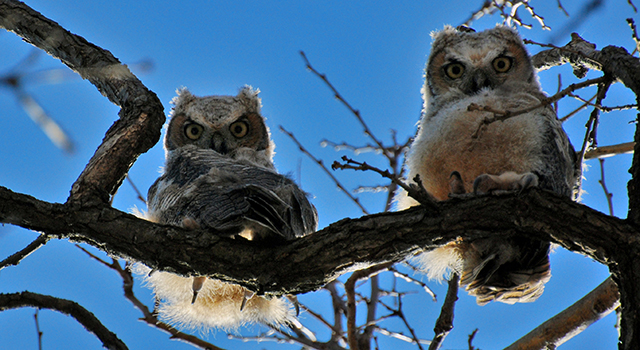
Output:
[{"left": 152, "top": 146, "right": 317, "bottom": 240}]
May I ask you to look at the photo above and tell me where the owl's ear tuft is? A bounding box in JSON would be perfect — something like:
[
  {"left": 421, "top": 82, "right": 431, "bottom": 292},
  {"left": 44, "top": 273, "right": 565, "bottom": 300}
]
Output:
[
  {"left": 171, "top": 87, "right": 196, "bottom": 108},
  {"left": 238, "top": 85, "right": 262, "bottom": 113}
]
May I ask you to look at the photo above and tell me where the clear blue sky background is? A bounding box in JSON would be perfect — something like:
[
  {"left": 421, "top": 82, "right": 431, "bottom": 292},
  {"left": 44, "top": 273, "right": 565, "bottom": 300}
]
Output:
[{"left": 0, "top": 1, "right": 638, "bottom": 349}]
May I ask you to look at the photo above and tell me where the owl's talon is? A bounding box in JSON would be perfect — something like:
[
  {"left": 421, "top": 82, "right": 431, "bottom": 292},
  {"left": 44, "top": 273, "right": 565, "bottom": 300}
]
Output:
[
  {"left": 240, "top": 289, "right": 255, "bottom": 311},
  {"left": 191, "top": 276, "right": 207, "bottom": 304},
  {"left": 449, "top": 171, "right": 466, "bottom": 196}
]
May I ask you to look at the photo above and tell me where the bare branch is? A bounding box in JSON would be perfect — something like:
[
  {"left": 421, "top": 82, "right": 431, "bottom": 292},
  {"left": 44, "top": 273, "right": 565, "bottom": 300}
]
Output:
[
  {"left": 584, "top": 142, "right": 635, "bottom": 159},
  {"left": 598, "top": 159, "right": 615, "bottom": 216},
  {"left": 428, "top": 274, "right": 459, "bottom": 350},
  {"left": 504, "top": 277, "right": 620, "bottom": 350},
  {"left": 470, "top": 77, "right": 607, "bottom": 136},
  {"left": 468, "top": 329, "right": 479, "bottom": 350},
  {"left": 0, "top": 0, "right": 164, "bottom": 204},
  {"left": 34, "top": 309, "right": 42, "bottom": 350},
  {"left": 332, "top": 156, "right": 437, "bottom": 211},
  {"left": 0, "top": 291, "right": 128, "bottom": 350},
  {"left": 389, "top": 267, "right": 437, "bottom": 302},
  {"left": 345, "top": 263, "right": 393, "bottom": 350},
  {"left": 0, "top": 234, "right": 49, "bottom": 271},
  {"left": 1, "top": 184, "right": 634, "bottom": 295},
  {"left": 280, "top": 126, "right": 370, "bottom": 215},
  {"left": 300, "top": 51, "right": 388, "bottom": 156},
  {"left": 75, "top": 246, "right": 225, "bottom": 350}
]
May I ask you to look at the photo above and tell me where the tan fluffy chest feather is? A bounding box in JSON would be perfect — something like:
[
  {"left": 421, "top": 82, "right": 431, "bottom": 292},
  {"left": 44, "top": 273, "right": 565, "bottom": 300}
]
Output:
[{"left": 410, "top": 94, "right": 545, "bottom": 200}]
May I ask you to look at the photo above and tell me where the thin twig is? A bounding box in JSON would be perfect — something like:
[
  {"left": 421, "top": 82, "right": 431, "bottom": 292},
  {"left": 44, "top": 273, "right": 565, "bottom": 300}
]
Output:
[
  {"left": 577, "top": 79, "right": 612, "bottom": 168},
  {"left": 0, "top": 234, "right": 49, "bottom": 271},
  {"left": 34, "top": 309, "right": 43, "bottom": 350},
  {"left": 599, "top": 159, "right": 615, "bottom": 216},
  {"left": 0, "top": 291, "right": 128, "bottom": 350},
  {"left": 389, "top": 267, "right": 437, "bottom": 301},
  {"left": 280, "top": 126, "right": 369, "bottom": 215},
  {"left": 345, "top": 262, "right": 394, "bottom": 350},
  {"left": 75, "top": 245, "right": 225, "bottom": 350},
  {"left": 470, "top": 76, "right": 607, "bottom": 137},
  {"left": 559, "top": 94, "right": 596, "bottom": 122},
  {"left": 468, "top": 329, "right": 479, "bottom": 350},
  {"left": 428, "top": 273, "right": 459, "bottom": 350},
  {"left": 126, "top": 174, "right": 146, "bottom": 204},
  {"left": 332, "top": 156, "right": 437, "bottom": 210},
  {"left": 300, "top": 51, "right": 387, "bottom": 156},
  {"left": 379, "top": 294, "right": 426, "bottom": 350}
]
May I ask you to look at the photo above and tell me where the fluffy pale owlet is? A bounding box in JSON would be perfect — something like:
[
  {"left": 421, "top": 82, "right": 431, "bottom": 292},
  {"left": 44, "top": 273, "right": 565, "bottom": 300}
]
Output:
[
  {"left": 136, "top": 87, "right": 318, "bottom": 330},
  {"left": 397, "top": 26, "right": 580, "bottom": 305}
]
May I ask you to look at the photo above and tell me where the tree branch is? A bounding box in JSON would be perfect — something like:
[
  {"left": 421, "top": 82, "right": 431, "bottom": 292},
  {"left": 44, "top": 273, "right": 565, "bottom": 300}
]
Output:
[
  {"left": 0, "top": 185, "right": 632, "bottom": 297},
  {"left": 0, "top": 291, "right": 128, "bottom": 350},
  {"left": 504, "top": 277, "right": 620, "bottom": 350},
  {"left": 0, "top": 0, "right": 164, "bottom": 204}
]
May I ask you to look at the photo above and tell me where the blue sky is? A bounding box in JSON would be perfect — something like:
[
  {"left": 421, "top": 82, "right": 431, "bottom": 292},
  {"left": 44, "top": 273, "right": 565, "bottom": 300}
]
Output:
[{"left": 0, "top": 1, "right": 638, "bottom": 349}]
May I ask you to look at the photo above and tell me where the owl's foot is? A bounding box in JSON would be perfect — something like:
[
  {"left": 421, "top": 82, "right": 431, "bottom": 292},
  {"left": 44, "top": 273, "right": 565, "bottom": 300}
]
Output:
[
  {"left": 448, "top": 171, "right": 467, "bottom": 198},
  {"left": 473, "top": 171, "right": 538, "bottom": 195},
  {"left": 191, "top": 276, "right": 207, "bottom": 304}
]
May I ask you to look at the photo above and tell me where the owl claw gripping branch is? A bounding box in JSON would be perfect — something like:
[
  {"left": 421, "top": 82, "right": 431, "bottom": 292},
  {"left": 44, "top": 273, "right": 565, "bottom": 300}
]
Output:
[
  {"left": 135, "top": 87, "right": 317, "bottom": 330},
  {"left": 397, "top": 25, "right": 581, "bottom": 305}
]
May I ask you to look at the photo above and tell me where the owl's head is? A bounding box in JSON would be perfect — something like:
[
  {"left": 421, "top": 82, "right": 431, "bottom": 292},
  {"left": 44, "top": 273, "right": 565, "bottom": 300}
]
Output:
[
  {"left": 165, "top": 86, "right": 274, "bottom": 164},
  {"left": 424, "top": 25, "right": 539, "bottom": 107}
]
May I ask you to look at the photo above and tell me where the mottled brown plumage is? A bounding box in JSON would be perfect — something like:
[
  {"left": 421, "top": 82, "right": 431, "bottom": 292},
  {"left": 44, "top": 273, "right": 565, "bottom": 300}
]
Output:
[
  {"left": 397, "top": 26, "right": 580, "bottom": 305},
  {"left": 136, "top": 87, "right": 317, "bottom": 329}
]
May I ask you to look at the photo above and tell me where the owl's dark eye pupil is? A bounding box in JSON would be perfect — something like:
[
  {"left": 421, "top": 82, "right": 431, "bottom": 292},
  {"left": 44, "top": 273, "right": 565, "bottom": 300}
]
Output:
[
  {"left": 184, "top": 123, "right": 203, "bottom": 140},
  {"left": 497, "top": 61, "right": 505, "bottom": 69},
  {"left": 451, "top": 66, "right": 461, "bottom": 74},
  {"left": 229, "top": 121, "right": 249, "bottom": 138}
]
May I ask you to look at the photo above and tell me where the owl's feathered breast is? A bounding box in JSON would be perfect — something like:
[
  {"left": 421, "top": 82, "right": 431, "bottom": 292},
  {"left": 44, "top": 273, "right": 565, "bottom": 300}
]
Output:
[{"left": 409, "top": 88, "right": 550, "bottom": 200}]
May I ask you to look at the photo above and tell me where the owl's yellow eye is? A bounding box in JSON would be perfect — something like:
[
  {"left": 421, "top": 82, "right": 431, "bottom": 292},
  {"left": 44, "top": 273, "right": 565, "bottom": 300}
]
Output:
[
  {"left": 229, "top": 121, "right": 249, "bottom": 138},
  {"left": 444, "top": 63, "right": 465, "bottom": 79},
  {"left": 184, "top": 123, "right": 204, "bottom": 140},
  {"left": 492, "top": 56, "right": 512, "bottom": 73}
]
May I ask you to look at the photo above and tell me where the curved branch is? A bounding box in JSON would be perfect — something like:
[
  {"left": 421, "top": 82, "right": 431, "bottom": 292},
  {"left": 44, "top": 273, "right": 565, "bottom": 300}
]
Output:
[
  {"left": 0, "top": 291, "right": 128, "bottom": 350},
  {"left": 0, "top": 0, "right": 165, "bottom": 204}
]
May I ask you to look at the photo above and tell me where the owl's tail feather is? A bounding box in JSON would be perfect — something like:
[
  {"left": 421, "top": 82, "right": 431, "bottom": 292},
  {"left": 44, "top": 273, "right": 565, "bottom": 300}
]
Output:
[{"left": 459, "top": 237, "right": 551, "bottom": 305}]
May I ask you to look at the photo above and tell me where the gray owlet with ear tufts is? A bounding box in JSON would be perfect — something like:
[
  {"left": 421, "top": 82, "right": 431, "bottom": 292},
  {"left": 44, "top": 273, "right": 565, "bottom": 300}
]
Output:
[
  {"left": 396, "top": 25, "right": 580, "bottom": 305},
  {"left": 136, "top": 86, "right": 318, "bottom": 330}
]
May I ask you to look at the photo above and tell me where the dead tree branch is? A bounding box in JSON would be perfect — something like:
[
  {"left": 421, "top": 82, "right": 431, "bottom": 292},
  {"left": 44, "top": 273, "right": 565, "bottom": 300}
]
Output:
[
  {"left": 0, "top": 0, "right": 164, "bottom": 205},
  {"left": 0, "top": 291, "right": 128, "bottom": 350},
  {"left": 428, "top": 273, "right": 459, "bottom": 350},
  {"left": 504, "top": 277, "right": 620, "bottom": 350},
  {"left": 0, "top": 234, "right": 49, "bottom": 271}
]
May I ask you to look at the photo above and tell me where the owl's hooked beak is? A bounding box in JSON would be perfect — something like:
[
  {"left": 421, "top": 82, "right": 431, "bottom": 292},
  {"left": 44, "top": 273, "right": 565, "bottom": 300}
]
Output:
[
  {"left": 469, "top": 70, "right": 493, "bottom": 94},
  {"left": 211, "top": 133, "right": 229, "bottom": 154}
]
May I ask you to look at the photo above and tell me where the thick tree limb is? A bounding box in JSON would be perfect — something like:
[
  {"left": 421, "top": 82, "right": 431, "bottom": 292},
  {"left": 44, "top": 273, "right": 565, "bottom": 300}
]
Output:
[
  {"left": 504, "top": 277, "right": 620, "bottom": 350},
  {"left": 0, "top": 291, "right": 128, "bottom": 350},
  {"left": 0, "top": 185, "right": 633, "bottom": 297},
  {"left": 0, "top": 0, "right": 165, "bottom": 204}
]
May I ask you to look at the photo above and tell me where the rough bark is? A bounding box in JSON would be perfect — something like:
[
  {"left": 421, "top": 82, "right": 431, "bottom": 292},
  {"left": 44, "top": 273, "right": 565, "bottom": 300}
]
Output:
[
  {"left": 0, "top": 185, "right": 633, "bottom": 296},
  {"left": 0, "top": 0, "right": 165, "bottom": 205}
]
